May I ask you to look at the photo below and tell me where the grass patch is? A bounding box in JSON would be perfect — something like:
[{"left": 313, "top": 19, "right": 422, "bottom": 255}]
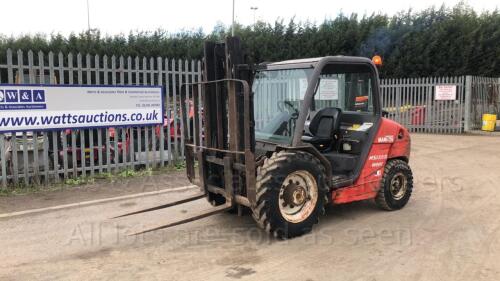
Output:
[
  {"left": 65, "top": 176, "right": 96, "bottom": 186},
  {"left": 0, "top": 163, "right": 185, "bottom": 197},
  {"left": 0, "top": 181, "right": 68, "bottom": 196},
  {"left": 174, "top": 162, "right": 186, "bottom": 171}
]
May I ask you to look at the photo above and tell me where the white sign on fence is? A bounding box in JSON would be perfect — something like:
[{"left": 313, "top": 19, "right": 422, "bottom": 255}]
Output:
[
  {"left": 0, "top": 85, "right": 163, "bottom": 132},
  {"left": 435, "top": 85, "right": 457, "bottom": 100},
  {"left": 318, "top": 78, "right": 339, "bottom": 100}
]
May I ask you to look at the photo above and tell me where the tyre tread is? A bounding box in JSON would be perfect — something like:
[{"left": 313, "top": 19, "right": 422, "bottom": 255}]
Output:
[
  {"left": 252, "top": 150, "right": 329, "bottom": 238},
  {"left": 375, "top": 159, "right": 413, "bottom": 211}
]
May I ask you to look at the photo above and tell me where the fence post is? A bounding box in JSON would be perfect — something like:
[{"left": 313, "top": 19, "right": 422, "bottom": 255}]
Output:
[
  {"left": 464, "top": 75, "right": 472, "bottom": 132},
  {"left": 0, "top": 136, "right": 6, "bottom": 188}
]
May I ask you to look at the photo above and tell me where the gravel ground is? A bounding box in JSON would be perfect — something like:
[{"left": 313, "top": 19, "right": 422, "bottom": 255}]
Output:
[{"left": 1, "top": 134, "right": 499, "bottom": 281}]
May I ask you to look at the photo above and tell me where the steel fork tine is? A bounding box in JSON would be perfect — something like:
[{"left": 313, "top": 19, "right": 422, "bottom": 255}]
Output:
[
  {"left": 129, "top": 203, "right": 231, "bottom": 235},
  {"left": 110, "top": 193, "right": 206, "bottom": 219}
]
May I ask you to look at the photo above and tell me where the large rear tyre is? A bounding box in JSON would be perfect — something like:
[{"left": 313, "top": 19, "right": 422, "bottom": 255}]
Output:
[
  {"left": 375, "top": 159, "right": 413, "bottom": 210},
  {"left": 252, "top": 151, "right": 328, "bottom": 239}
]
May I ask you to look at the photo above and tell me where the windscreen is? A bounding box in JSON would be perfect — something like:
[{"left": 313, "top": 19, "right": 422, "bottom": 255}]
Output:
[
  {"left": 252, "top": 63, "right": 376, "bottom": 144},
  {"left": 253, "top": 68, "right": 313, "bottom": 144}
]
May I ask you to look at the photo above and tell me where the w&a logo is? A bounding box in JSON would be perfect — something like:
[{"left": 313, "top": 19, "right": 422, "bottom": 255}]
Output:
[{"left": 0, "top": 89, "right": 45, "bottom": 103}]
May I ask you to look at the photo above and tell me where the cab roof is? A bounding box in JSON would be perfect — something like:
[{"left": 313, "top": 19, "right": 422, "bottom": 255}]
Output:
[{"left": 265, "top": 56, "right": 374, "bottom": 70}]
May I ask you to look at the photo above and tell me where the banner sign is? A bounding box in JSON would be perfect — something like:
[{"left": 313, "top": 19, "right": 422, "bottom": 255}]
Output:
[
  {"left": 0, "top": 85, "right": 163, "bottom": 132},
  {"left": 435, "top": 85, "right": 457, "bottom": 100}
]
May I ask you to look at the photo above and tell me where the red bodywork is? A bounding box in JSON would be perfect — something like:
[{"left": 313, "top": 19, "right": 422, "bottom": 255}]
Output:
[{"left": 332, "top": 118, "right": 411, "bottom": 204}]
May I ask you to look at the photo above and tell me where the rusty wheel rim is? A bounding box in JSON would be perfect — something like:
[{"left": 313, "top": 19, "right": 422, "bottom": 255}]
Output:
[
  {"left": 279, "top": 170, "right": 318, "bottom": 223},
  {"left": 390, "top": 172, "right": 407, "bottom": 200}
]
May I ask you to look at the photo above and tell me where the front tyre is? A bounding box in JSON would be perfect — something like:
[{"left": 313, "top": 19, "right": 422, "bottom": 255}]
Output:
[
  {"left": 375, "top": 159, "right": 413, "bottom": 211},
  {"left": 252, "top": 151, "right": 328, "bottom": 239}
]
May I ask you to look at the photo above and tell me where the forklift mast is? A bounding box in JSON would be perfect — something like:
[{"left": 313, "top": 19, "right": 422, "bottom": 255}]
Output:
[
  {"left": 183, "top": 37, "right": 257, "bottom": 208},
  {"left": 114, "top": 37, "right": 258, "bottom": 234}
]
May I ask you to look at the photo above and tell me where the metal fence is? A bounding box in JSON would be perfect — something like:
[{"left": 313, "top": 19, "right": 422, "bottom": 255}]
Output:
[
  {"left": 380, "top": 77, "right": 467, "bottom": 134},
  {"left": 0, "top": 49, "right": 499, "bottom": 187},
  {"left": 380, "top": 76, "right": 499, "bottom": 134},
  {"left": 467, "top": 76, "right": 500, "bottom": 130},
  {"left": 0, "top": 49, "right": 202, "bottom": 187}
]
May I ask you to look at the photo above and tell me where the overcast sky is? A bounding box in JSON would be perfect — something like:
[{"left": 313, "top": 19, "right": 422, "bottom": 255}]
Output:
[{"left": 0, "top": 0, "right": 498, "bottom": 37}]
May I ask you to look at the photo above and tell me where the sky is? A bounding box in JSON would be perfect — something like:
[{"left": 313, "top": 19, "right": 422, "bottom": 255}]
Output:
[{"left": 0, "top": 0, "right": 498, "bottom": 37}]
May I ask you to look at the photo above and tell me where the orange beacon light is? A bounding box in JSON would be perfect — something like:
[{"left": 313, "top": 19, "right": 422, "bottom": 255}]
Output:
[{"left": 372, "top": 55, "right": 382, "bottom": 66}]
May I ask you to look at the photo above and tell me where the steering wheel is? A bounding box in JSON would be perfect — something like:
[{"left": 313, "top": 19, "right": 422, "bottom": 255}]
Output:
[
  {"left": 285, "top": 101, "right": 299, "bottom": 119},
  {"left": 278, "top": 100, "right": 299, "bottom": 114}
]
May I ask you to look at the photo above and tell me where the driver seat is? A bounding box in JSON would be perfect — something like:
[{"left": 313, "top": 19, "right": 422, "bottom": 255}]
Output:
[{"left": 301, "top": 107, "right": 342, "bottom": 151}]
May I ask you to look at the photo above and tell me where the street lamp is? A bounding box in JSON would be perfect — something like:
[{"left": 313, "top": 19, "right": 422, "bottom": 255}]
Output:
[
  {"left": 86, "top": 0, "right": 91, "bottom": 32},
  {"left": 232, "top": 0, "right": 235, "bottom": 36},
  {"left": 250, "top": 6, "right": 258, "bottom": 27}
]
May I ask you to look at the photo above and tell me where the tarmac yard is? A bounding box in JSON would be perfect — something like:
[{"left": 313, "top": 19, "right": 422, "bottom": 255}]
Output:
[{"left": 1, "top": 134, "right": 500, "bottom": 281}]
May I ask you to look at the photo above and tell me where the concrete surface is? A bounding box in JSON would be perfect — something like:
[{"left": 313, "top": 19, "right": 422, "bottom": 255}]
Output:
[{"left": 1, "top": 134, "right": 500, "bottom": 281}]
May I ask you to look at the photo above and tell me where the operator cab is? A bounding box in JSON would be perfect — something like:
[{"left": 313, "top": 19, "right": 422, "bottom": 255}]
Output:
[{"left": 253, "top": 56, "right": 381, "bottom": 187}]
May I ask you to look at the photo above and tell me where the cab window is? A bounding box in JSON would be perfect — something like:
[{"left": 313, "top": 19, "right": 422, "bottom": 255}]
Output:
[{"left": 313, "top": 64, "right": 375, "bottom": 113}]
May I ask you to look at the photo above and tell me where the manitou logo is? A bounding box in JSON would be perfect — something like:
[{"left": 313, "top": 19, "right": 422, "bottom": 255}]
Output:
[{"left": 377, "top": 135, "right": 395, "bottom": 143}]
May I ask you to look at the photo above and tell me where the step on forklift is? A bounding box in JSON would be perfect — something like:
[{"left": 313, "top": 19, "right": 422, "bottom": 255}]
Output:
[{"left": 116, "top": 37, "right": 413, "bottom": 239}]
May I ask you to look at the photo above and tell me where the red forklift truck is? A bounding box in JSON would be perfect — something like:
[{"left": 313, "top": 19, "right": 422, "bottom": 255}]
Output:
[{"left": 116, "top": 37, "right": 413, "bottom": 239}]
